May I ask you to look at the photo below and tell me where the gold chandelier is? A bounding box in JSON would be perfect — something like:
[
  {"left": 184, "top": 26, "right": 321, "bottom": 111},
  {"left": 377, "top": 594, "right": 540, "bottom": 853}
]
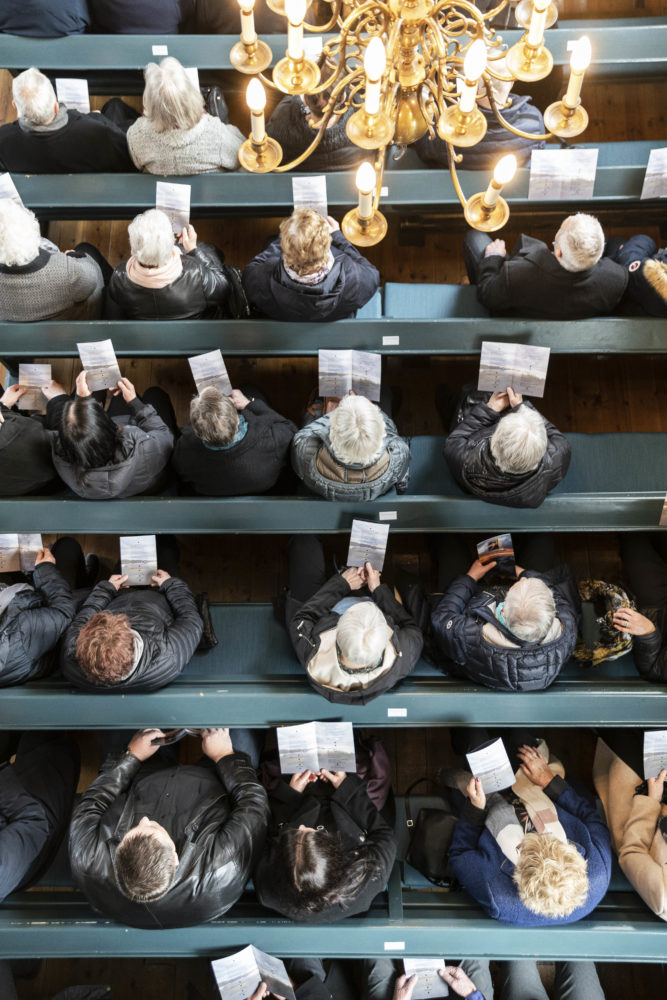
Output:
[{"left": 232, "top": 0, "right": 593, "bottom": 245}]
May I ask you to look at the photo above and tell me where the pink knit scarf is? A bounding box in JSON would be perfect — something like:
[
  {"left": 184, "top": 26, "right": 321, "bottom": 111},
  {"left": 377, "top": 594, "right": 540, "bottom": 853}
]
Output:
[{"left": 126, "top": 247, "right": 183, "bottom": 289}]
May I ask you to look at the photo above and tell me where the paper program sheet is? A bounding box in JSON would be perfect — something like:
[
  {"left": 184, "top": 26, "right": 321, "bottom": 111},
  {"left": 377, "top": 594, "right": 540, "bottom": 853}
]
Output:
[
  {"left": 466, "top": 737, "right": 516, "bottom": 794},
  {"left": 18, "top": 534, "right": 43, "bottom": 573},
  {"left": 403, "top": 959, "right": 449, "bottom": 999},
  {"left": 643, "top": 730, "right": 667, "bottom": 779},
  {"left": 120, "top": 535, "right": 158, "bottom": 586},
  {"left": 528, "top": 148, "right": 598, "bottom": 201},
  {"left": 55, "top": 78, "right": 91, "bottom": 114},
  {"left": 77, "top": 339, "right": 122, "bottom": 392},
  {"left": 478, "top": 342, "right": 550, "bottom": 398},
  {"left": 640, "top": 148, "right": 667, "bottom": 200},
  {"left": 17, "top": 364, "right": 51, "bottom": 411},
  {"left": 188, "top": 349, "right": 233, "bottom": 396},
  {"left": 292, "top": 174, "right": 328, "bottom": 219},
  {"left": 0, "top": 534, "right": 43, "bottom": 574},
  {"left": 347, "top": 519, "right": 390, "bottom": 572},
  {"left": 155, "top": 181, "right": 191, "bottom": 233},
  {"left": 212, "top": 946, "right": 296, "bottom": 1000},
  {"left": 318, "top": 350, "right": 382, "bottom": 401},
  {"left": 277, "top": 721, "right": 356, "bottom": 774}
]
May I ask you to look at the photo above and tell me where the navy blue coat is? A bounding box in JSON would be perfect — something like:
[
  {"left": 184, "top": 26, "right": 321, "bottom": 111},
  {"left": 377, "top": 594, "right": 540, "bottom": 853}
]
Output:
[
  {"left": 431, "top": 568, "right": 580, "bottom": 691},
  {"left": 89, "top": 0, "right": 195, "bottom": 32},
  {"left": 613, "top": 234, "right": 667, "bottom": 318},
  {"left": 0, "top": 0, "right": 89, "bottom": 36}
]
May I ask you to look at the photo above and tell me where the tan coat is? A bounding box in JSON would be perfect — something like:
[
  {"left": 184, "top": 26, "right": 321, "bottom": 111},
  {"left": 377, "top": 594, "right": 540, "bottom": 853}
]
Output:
[{"left": 593, "top": 737, "right": 667, "bottom": 921}]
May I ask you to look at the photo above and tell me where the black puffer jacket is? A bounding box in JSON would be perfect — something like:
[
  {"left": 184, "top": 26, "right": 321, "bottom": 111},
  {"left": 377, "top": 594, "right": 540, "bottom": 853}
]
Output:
[
  {"left": 0, "top": 563, "right": 76, "bottom": 686},
  {"left": 254, "top": 774, "right": 396, "bottom": 923},
  {"left": 106, "top": 244, "right": 232, "bottom": 320},
  {"left": 69, "top": 750, "right": 269, "bottom": 929},
  {"left": 267, "top": 97, "right": 364, "bottom": 172},
  {"left": 444, "top": 393, "right": 571, "bottom": 508},
  {"left": 431, "top": 567, "right": 581, "bottom": 691},
  {"left": 0, "top": 406, "right": 59, "bottom": 495},
  {"left": 631, "top": 606, "right": 666, "bottom": 683},
  {"left": 60, "top": 577, "right": 203, "bottom": 692}
]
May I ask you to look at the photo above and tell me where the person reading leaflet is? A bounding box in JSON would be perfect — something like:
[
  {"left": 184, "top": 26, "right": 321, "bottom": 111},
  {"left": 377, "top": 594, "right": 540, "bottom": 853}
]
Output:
[
  {"left": 188, "top": 349, "right": 233, "bottom": 396},
  {"left": 155, "top": 180, "right": 191, "bottom": 234},
  {"left": 211, "top": 945, "right": 296, "bottom": 1000},
  {"left": 17, "top": 364, "right": 51, "bottom": 411},
  {"left": 0, "top": 534, "right": 43, "bottom": 574},
  {"left": 292, "top": 174, "right": 328, "bottom": 219},
  {"left": 641, "top": 148, "right": 667, "bottom": 200},
  {"left": 477, "top": 533, "right": 516, "bottom": 578},
  {"left": 528, "top": 148, "right": 598, "bottom": 202},
  {"left": 0, "top": 172, "right": 23, "bottom": 205},
  {"left": 347, "top": 519, "right": 390, "bottom": 572},
  {"left": 120, "top": 535, "right": 159, "bottom": 586},
  {"left": 277, "top": 721, "right": 356, "bottom": 774},
  {"left": 403, "top": 958, "right": 449, "bottom": 999},
  {"left": 76, "top": 339, "right": 122, "bottom": 392},
  {"left": 318, "top": 349, "right": 382, "bottom": 402},
  {"left": 55, "top": 78, "right": 91, "bottom": 114},
  {"left": 643, "top": 730, "right": 667, "bottom": 779},
  {"left": 478, "top": 342, "right": 551, "bottom": 398},
  {"left": 466, "top": 737, "right": 516, "bottom": 794}
]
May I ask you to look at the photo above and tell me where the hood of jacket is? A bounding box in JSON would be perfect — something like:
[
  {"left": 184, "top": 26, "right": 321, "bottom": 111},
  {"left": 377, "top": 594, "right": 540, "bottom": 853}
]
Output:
[
  {"left": 50, "top": 425, "right": 161, "bottom": 500},
  {"left": 265, "top": 255, "right": 349, "bottom": 321}
]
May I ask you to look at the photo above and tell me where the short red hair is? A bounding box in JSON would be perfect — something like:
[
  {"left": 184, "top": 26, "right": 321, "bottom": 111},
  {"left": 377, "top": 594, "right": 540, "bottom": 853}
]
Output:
[{"left": 75, "top": 612, "right": 135, "bottom": 684}]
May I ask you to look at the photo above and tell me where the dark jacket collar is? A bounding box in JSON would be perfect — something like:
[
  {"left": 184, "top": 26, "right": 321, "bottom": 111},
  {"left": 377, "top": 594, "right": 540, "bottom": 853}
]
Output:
[{"left": 0, "top": 247, "right": 52, "bottom": 275}]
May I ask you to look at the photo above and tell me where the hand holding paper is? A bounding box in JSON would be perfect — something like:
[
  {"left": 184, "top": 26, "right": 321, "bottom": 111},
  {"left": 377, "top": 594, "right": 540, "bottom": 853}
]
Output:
[
  {"left": 643, "top": 730, "right": 667, "bottom": 780},
  {"left": 347, "top": 519, "right": 389, "bottom": 573},
  {"left": 466, "top": 737, "right": 515, "bottom": 794}
]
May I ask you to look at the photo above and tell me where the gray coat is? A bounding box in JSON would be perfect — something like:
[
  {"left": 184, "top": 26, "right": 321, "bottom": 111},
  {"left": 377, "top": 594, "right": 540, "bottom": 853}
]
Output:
[
  {"left": 46, "top": 396, "right": 174, "bottom": 499},
  {"left": 291, "top": 411, "right": 410, "bottom": 502}
]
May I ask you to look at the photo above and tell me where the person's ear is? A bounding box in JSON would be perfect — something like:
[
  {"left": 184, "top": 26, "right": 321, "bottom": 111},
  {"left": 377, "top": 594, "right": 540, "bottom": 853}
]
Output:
[
  {"left": 11, "top": 99, "right": 16, "bottom": 112},
  {"left": 554, "top": 245, "right": 562, "bottom": 259}
]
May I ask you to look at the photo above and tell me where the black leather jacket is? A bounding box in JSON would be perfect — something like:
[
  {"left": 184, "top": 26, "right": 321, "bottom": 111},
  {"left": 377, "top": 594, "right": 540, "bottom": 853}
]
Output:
[{"left": 106, "top": 244, "right": 231, "bottom": 320}]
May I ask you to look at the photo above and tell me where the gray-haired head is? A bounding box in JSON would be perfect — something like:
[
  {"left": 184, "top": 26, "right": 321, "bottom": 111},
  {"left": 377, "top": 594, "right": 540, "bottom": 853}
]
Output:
[
  {"left": 554, "top": 213, "right": 604, "bottom": 272},
  {"left": 328, "top": 395, "right": 385, "bottom": 466},
  {"left": 142, "top": 57, "right": 205, "bottom": 133},
  {"left": 0, "top": 199, "right": 41, "bottom": 267},
  {"left": 490, "top": 404, "right": 548, "bottom": 475},
  {"left": 336, "top": 601, "right": 392, "bottom": 669},
  {"left": 503, "top": 577, "right": 556, "bottom": 643},
  {"left": 128, "top": 209, "right": 175, "bottom": 268},
  {"left": 12, "top": 67, "right": 57, "bottom": 126},
  {"left": 190, "top": 386, "right": 239, "bottom": 447}
]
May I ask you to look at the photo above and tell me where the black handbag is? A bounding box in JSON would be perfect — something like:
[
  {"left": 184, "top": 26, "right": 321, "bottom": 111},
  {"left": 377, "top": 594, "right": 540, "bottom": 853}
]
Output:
[{"left": 404, "top": 777, "right": 457, "bottom": 887}]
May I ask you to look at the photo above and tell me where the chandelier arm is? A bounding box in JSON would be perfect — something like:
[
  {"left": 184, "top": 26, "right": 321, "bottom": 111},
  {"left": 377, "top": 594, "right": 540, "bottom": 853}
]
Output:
[
  {"left": 372, "top": 148, "right": 387, "bottom": 210},
  {"left": 271, "top": 77, "right": 363, "bottom": 172},
  {"left": 303, "top": 0, "right": 345, "bottom": 34},
  {"left": 431, "top": 0, "right": 486, "bottom": 31},
  {"left": 475, "top": 0, "right": 512, "bottom": 22},
  {"left": 484, "top": 81, "right": 552, "bottom": 142},
  {"left": 446, "top": 141, "right": 469, "bottom": 211}
]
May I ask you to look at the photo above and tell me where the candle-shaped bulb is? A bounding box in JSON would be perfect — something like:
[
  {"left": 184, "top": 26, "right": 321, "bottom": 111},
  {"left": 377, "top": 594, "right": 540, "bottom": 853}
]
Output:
[
  {"left": 493, "top": 153, "right": 517, "bottom": 186},
  {"left": 527, "top": 0, "right": 550, "bottom": 48},
  {"left": 364, "top": 37, "right": 386, "bottom": 82},
  {"left": 463, "top": 39, "right": 486, "bottom": 82},
  {"left": 356, "top": 162, "right": 376, "bottom": 220},
  {"left": 285, "top": 0, "right": 306, "bottom": 24},
  {"left": 570, "top": 35, "right": 591, "bottom": 72},
  {"left": 247, "top": 78, "right": 266, "bottom": 113},
  {"left": 237, "top": 0, "right": 255, "bottom": 10},
  {"left": 238, "top": 0, "right": 256, "bottom": 45},
  {"left": 286, "top": 0, "right": 306, "bottom": 60}
]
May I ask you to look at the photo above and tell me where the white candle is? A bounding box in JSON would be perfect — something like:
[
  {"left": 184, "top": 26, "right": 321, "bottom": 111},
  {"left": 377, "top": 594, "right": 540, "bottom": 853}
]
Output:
[
  {"left": 356, "top": 162, "right": 376, "bottom": 220},
  {"left": 459, "top": 39, "right": 486, "bottom": 115},
  {"left": 564, "top": 36, "right": 592, "bottom": 107},
  {"left": 286, "top": 0, "right": 306, "bottom": 61},
  {"left": 527, "top": 0, "right": 550, "bottom": 48},
  {"left": 482, "top": 153, "right": 517, "bottom": 208},
  {"left": 364, "top": 37, "right": 386, "bottom": 117},
  {"left": 247, "top": 78, "right": 266, "bottom": 143},
  {"left": 238, "top": 0, "right": 256, "bottom": 45}
]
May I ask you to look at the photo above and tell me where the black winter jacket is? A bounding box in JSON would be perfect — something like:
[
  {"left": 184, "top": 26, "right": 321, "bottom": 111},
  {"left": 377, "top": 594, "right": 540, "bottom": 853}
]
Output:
[
  {"left": 0, "top": 405, "right": 59, "bottom": 495},
  {"left": 194, "top": 0, "right": 293, "bottom": 32},
  {"left": 254, "top": 774, "right": 396, "bottom": 923},
  {"left": 69, "top": 750, "right": 269, "bottom": 928},
  {"left": 613, "top": 235, "right": 667, "bottom": 318},
  {"left": 89, "top": 0, "right": 195, "bottom": 32},
  {"left": 444, "top": 396, "right": 571, "bottom": 508},
  {"left": 106, "top": 245, "right": 232, "bottom": 320},
  {"left": 0, "top": 111, "right": 134, "bottom": 174},
  {"left": 243, "top": 230, "right": 380, "bottom": 322},
  {"left": 172, "top": 398, "right": 297, "bottom": 495},
  {"left": 60, "top": 577, "right": 203, "bottom": 692},
  {"left": 289, "top": 573, "right": 424, "bottom": 703},
  {"left": 630, "top": 605, "right": 666, "bottom": 683},
  {"left": 431, "top": 567, "right": 581, "bottom": 691},
  {"left": 415, "top": 95, "right": 546, "bottom": 171},
  {"left": 476, "top": 235, "right": 628, "bottom": 319},
  {"left": 0, "top": 563, "right": 76, "bottom": 686},
  {"left": 0, "top": 0, "right": 89, "bottom": 36},
  {"left": 267, "top": 97, "right": 364, "bottom": 172}
]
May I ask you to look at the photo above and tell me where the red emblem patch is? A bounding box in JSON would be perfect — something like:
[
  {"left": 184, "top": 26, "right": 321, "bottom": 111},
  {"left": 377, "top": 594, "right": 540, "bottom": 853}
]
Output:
[{"left": 628, "top": 260, "right": 641, "bottom": 272}]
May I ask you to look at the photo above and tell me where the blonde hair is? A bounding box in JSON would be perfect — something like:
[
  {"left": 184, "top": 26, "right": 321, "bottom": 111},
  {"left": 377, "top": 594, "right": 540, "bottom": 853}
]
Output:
[
  {"left": 513, "top": 832, "right": 589, "bottom": 918},
  {"left": 190, "top": 387, "right": 239, "bottom": 446},
  {"left": 328, "top": 395, "right": 385, "bottom": 466},
  {"left": 143, "top": 57, "right": 204, "bottom": 133},
  {"left": 280, "top": 208, "right": 331, "bottom": 276}
]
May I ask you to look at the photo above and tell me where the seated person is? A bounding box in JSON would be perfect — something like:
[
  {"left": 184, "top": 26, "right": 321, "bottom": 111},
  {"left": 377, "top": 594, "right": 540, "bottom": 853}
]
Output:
[
  {"left": 354, "top": 961, "right": 492, "bottom": 1000},
  {"left": 0, "top": 539, "right": 83, "bottom": 686},
  {"left": 287, "top": 535, "right": 423, "bottom": 703},
  {"left": 242, "top": 209, "right": 380, "bottom": 322},
  {"left": 60, "top": 536, "right": 203, "bottom": 692},
  {"left": 0, "top": 0, "right": 90, "bottom": 36},
  {"left": 172, "top": 386, "right": 296, "bottom": 496},
  {"left": 0, "top": 733, "right": 80, "bottom": 903},
  {"left": 0, "top": 201, "right": 106, "bottom": 321},
  {"left": 195, "top": 0, "right": 303, "bottom": 33},
  {"left": 463, "top": 214, "right": 628, "bottom": 319},
  {"left": 69, "top": 727, "right": 269, "bottom": 928},
  {"left": 254, "top": 762, "right": 396, "bottom": 923},
  {"left": 444, "top": 730, "right": 612, "bottom": 925},
  {"left": 0, "top": 384, "right": 59, "bottom": 495},
  {"left": 127, "top": 57, "right": 243, "bottom": 175},
  {"left": 430, "top": 534, "right": 580, "bottom": 691},
  {"left": 267, "top": 58, "right": 365, "bottom": 173},
  {"left": 88, "top": 0, "right": 195, "bottom": 32},
  {"left": 594, "top": 731, "right": 666, "bottom": 922},
  {"left": 106, "top": 211, "right": 233, "bottom": 320},
  {"left": 0, "top": 68, "right": 134, "bottom": 173},
  {"left": 443, "top": 385, "right": 571, "bottom": 508},
  {"left": 45, "top": 372, "right": 175, "bottom": 500},
  {"left": 291, "top": 393, "right": 410, "bottom": 502},
  {"left": 415, "top": 54, "right": 545, "bottom": 171},
  {"left": 608, "top": 234, "right": 667, "bottom": 318},
  {"left": 613, "top": 533, "right": 667, "bottom": 683}
]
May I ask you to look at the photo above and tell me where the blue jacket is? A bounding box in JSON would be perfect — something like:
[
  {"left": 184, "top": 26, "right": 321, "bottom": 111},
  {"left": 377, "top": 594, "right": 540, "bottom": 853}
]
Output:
[
  {"left": 431, "top": 568, "right": 580, "bottom": 691},
  {"left": 0, "top": 0, "right": 89, "bottom": 36},
  {"left": 449, "top": 776, "right": 612, "bottom": 926},
  {"left": 613, "top": 234, "right": 667, "bottom": 318}
]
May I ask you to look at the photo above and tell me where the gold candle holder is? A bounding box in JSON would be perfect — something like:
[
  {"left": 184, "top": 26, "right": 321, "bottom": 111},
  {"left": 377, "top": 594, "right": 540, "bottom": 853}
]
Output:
[
  {"left": 342, "top": 207, "right": 388, "bottom": 247},
  {"left": 464, "top": 154, "right": 516, "bottom": 232},
  {"left": 231, "top": 0, "right": 273, "bottom": 74},
  {"left": 514, "top": 0, "right": 558, "bottom": 31},
  {"left": 272, "top": 54, "right": 321, "bottom": 94},
  {"left": 437, "top": 104, "right": 488, "bottom": 147},
  {"left": 506, "top": 0, "right": 553, "bottom": 82},
  {"left": 346, "top": 107, "right": 395, "bottom": 150},
  {"left": 238, "top": 134, "right": 283, "bottom": 172},
  {"left": 544, "top": 36, "right": 591, "bottom": 138}
]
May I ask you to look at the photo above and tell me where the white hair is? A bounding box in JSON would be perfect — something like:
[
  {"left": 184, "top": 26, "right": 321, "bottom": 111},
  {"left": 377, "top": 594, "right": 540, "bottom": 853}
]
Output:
[
  {"left": 142, "top": 57, "right": 204, "bottom": 133},
  {"left": 128, "top": 209, "right": 175, "bottom": 267},
  {"left": 490, "top": 405, "right": 548, "bottom": 474},
  {"left": 0, "top": 200, "right": 41, "bottom": 267},
  {"left": 328, "top": 396, "right": 385, "bottom": 466},
  {"left": 554, "top": 214, "right": 604, "bottom": 272},
  {"left": 336, "top": 602, "right": 392, "bottom": 669},
  {"left": 504, "top": 577, "right": 556, "bottom": 643},
  {"left": 12, "top": 67, "right": 57, "bottom": 126}
]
